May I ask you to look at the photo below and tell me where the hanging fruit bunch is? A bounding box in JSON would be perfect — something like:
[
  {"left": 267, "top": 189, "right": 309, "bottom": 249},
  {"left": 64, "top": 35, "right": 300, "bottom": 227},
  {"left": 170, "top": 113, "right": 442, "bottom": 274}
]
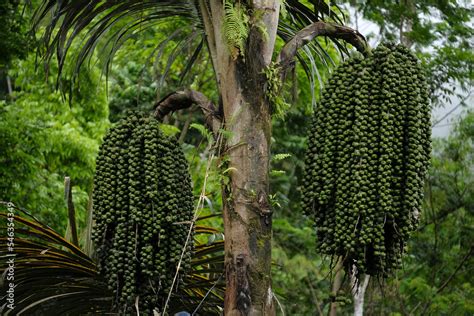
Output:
[
  {"left": 301, "top": 43, "right": 431, "bottom": 279},
  {"left": 92, "top": 113, "right": 194, "bottom": 314}
]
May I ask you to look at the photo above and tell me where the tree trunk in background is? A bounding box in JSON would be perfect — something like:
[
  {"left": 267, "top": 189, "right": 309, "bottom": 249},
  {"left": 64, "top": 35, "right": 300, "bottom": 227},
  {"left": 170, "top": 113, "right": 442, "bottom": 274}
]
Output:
[
  {"left": 6, "top": 75, "right": 13, "bottom": 96},
  {"left": 400, "top": 0, "right": 415, "bottom": 48},
  {"left": 201, "top": 1, "right": 280, "bottom": 314},
  {"left": 352, "top": 274, "right": 370, "bottom": 316},
  {"left": 329, "top": 261, "right": 343, "bottom": 316}
]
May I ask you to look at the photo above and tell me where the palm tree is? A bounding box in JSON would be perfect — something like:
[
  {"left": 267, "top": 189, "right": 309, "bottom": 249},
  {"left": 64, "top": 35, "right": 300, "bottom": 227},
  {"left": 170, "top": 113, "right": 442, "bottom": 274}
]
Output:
[{"left": 33, "top": 1, "right": 368, "bottom": 314}]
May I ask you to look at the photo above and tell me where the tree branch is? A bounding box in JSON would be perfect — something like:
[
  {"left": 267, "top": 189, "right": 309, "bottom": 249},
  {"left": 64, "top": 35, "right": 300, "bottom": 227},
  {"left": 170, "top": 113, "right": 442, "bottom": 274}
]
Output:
[
  {"left": 411, "top": 245, "right": 474, "bottom": 315},
  {"left": 154, "top": 89, "right": 222, "bottom": 134},
  {"left": 436, "top": 245, "right": 473, "bottom": 294},
  {"left": 277, "top": 21, "right": 369, "bottom": 73}
]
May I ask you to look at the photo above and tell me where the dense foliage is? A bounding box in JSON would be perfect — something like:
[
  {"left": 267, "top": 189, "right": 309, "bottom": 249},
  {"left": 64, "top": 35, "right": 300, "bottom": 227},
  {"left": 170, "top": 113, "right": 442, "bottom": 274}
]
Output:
[
  {"left": 0, "top": 1, "right": 30, "bottom": 67},
  {"left": 0, "top": 55, "right": 109, "bottom": 233}
]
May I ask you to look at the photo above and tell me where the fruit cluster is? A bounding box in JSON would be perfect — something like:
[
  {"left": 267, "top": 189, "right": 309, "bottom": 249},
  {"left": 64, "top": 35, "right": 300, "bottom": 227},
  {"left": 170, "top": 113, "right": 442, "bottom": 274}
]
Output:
[
  {"left": 92, "top": 113, "right": 194, "bottom": 314},
  {"left": 301, "top": 44, "right": 431, "bottom": 278}
]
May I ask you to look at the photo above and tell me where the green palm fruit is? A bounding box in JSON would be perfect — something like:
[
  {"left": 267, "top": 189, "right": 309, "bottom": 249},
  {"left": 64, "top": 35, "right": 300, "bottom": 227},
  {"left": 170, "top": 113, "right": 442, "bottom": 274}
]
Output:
[
  {"left": 92, "top": 113, "right": 195, "bottom": 314},
  {"left": 302, "top": 43, "right": 431, "bottom": 281}
]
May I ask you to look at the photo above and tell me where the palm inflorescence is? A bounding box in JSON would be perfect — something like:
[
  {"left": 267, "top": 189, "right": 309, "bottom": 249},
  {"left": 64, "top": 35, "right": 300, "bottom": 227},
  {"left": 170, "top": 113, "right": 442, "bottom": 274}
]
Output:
[
  {"left": 92, "top": 113, "right": 194, "bottom": 314},
  {"left": 302, "top": 43, "right": 431, "bottom": 279}
]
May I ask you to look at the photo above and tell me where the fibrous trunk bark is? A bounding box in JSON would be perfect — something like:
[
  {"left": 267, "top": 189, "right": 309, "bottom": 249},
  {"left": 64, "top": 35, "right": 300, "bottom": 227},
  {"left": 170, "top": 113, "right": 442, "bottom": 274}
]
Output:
[
  {"left": 196, "top": 1, "right": 367, "bottom": 314},
  {"left": 200, "top": 1, "right": 279, "bottom": 314}
]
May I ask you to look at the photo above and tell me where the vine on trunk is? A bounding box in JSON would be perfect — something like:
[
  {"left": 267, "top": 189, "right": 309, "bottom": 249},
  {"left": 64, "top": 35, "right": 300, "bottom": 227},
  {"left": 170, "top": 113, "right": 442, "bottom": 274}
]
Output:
[{"left": 223, "top": 0, "right": 250, "bottom": 59}]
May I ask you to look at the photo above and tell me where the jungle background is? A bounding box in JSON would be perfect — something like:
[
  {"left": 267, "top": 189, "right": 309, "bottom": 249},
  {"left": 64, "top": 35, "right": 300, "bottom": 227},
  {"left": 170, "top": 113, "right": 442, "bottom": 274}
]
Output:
[{"left": 0, "top": 0, "right": 472, "bottom": 314}]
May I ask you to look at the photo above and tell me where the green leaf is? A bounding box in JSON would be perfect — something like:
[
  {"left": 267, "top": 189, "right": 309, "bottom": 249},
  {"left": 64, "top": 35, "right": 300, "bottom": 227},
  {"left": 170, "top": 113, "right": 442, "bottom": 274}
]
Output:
[
  {"left": 160, "top": 123, "right": 181, "bottom": 137},
  {"left": 270, "top": 170, "right": 286, "bottom": 177},
  {"left": 272, "top": 153, "right": 292, "bottom": 162},
  {"left": 190, "top": 123, "right": 213, "bottom": 142}
]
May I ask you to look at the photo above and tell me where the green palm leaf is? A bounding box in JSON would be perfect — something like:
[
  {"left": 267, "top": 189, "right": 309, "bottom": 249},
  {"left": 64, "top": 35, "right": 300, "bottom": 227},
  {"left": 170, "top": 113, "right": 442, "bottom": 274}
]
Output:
[
  {"left": 0, "top": 205, "right": 224, "bottom": 315},
  {"left": 34, "top": 0, "right": 202, "bottom": 86},
  {"left": 279, "top": 0, "right": 353, "bottom": 99},
  {"left": 34, "top": 0, "right": 357, "bottom": 93},
  {"left": 0, "top": 208, "right": 111, "bottom": 315}
]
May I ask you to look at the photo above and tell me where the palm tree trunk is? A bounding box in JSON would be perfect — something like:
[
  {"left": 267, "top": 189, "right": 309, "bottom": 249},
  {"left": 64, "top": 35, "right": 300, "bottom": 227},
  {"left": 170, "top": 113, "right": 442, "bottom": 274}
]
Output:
[{"left": 200, "top": 1, "right": 280, "bottom": 314}]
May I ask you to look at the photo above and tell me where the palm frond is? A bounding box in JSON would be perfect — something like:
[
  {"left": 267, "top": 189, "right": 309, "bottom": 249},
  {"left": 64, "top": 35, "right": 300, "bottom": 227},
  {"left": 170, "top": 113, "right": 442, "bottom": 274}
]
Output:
[
  {"left": 34, "top": 0, "right": 202, "bottom": 87},
  {"left": 172, "top": 237, "right": 224, "bottom": 315},
  {"left": 282, "top": 0, "right": 349, "bottom": 55},
  {"left": 0, "top": 205, "right": 224, "bottom": 315},
  {"left": 280, "top": 0, "right": 355, "bottom": 104},
  {"left": 0, "top": 210, "right": 112, "bottom": 315}
]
